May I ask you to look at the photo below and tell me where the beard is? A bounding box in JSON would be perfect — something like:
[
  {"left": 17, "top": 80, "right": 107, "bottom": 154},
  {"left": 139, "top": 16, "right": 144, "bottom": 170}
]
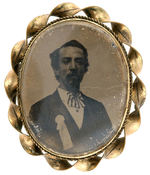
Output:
[
  {"left": 66, "top": 73, "right": 81, "bottom": 90},
  {"left": 58, "top": 72, "right": 84, "bottom": 93}
]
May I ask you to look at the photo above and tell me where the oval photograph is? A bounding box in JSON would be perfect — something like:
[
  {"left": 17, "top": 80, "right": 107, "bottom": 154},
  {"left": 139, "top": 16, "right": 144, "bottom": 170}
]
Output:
[{"left": 19, "top": 17, "right": 131, "bottom": 158}]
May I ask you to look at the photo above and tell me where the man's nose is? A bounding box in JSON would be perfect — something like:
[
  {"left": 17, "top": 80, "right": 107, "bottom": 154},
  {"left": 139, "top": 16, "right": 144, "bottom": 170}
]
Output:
[{"left": 69, "top": 60, "right": 76, "bottom": 70}]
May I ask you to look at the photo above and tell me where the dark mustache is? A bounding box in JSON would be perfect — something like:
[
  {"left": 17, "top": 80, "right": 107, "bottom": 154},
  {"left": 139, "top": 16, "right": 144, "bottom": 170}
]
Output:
[{"left": 67, "top": 72, "right": 78, "bottom": 78}]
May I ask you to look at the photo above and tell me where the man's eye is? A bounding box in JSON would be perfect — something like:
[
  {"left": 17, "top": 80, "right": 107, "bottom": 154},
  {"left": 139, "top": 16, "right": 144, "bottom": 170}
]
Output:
[
  {"left": 62, "top": 57, "right": 71, "bottom": 64},
  {"left": 75, "top": 58, "right": 85, "bottom": 65}
]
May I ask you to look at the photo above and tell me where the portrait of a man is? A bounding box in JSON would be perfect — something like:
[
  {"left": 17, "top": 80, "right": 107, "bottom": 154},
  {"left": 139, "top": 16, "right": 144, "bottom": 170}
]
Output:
[{"left": 29, "top": 40, "right": 112, "bottom": 153}]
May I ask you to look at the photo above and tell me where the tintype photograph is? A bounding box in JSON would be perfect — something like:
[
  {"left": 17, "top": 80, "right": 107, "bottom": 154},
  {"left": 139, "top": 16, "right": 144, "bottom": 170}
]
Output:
[{"left": 20, "top": 19, "right": 130, "bottom": 156}]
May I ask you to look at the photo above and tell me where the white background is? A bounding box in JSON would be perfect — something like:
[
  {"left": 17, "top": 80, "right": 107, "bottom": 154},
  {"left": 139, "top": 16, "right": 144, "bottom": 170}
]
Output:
[{"left": 0, "top": 0, "right": 149, "bottom": 174}]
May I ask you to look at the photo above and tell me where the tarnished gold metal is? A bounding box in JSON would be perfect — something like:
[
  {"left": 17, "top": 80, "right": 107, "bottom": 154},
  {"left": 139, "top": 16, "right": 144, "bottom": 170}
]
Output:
[
  {"left": 27, "top": 14, "right": 49, "bottom": 38},
  {"left": 20, "top": 16, "right": 131, "bottom": 161},
  {"left": 11, "top": 40, "right": 26, "bottom": 73},
  {"left": 45, "top": 154, "right": 72, "bottom": 170},
  {"left": 5, "top": 2, "right": 145, "bottom": 172},
  {"left": 83, "top": 6, "right": 110, "bottom": 22},
  {"left": 19, "top": 134, "right": 43, "bottom": 156},
  {"left": 132, "top": 77, "right": 146, "bottom": 108},
  {"left": 125, "top": 109, "right": 141, "bottom": 135},
  {"left": 74, "top": 156, "right": 102, "bottom": 171},
  {"left": 4, "top": 70, "right": 18, "bottom": 102},
  {"left": 50, "top": 2, "right": 80, "bottom": 17},
  {"left": 8, "top": 103, "right": 22, "bottom": 132},
  {"left": 111, "top": 22, "right": 132, "bottom": 44},
  {"left": 128, "top": 46, "right": 143, "bottom": 74},
  {"left": 104, "top": 131, "right": 126, "bottom": 159}
]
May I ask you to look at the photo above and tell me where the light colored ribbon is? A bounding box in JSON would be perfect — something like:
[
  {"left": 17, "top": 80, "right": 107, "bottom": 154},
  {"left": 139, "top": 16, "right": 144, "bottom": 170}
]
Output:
[{"left": 55, "top": 115, "right": 73, "bottom": 150}]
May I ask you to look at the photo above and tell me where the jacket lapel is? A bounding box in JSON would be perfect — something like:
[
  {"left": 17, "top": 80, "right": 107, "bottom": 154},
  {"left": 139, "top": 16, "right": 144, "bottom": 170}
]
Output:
[{"left": 52, "top": 90, "right": 81, "bottom": 143}]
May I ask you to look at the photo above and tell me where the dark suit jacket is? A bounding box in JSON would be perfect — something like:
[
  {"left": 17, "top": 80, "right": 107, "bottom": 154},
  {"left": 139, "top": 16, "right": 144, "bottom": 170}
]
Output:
[{"left": 29, "top": 90, "right": 112, "bottom": 154}]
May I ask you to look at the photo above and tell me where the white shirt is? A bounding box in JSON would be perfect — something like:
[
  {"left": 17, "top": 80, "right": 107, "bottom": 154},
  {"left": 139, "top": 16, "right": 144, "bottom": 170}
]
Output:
[{"left": 58, "top": 88, "right": 85, "bottom": 129}]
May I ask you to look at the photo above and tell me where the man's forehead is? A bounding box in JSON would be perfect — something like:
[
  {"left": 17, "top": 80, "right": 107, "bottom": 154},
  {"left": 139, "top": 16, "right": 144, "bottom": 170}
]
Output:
[{"left": 59, "top": 46, "right": 84, "bottom": 56}]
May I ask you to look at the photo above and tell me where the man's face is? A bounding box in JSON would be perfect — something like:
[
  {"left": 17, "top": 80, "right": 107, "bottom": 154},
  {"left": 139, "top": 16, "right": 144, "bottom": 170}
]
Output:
[{"left": 57, "top": 46, "right": 87, "bottom": 91}]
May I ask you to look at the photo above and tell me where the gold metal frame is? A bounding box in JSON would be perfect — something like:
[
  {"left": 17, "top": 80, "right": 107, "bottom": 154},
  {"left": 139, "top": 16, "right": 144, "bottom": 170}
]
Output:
[
  {"left": 5, "top": 2, "right": 146, "bottom": 171},
  {"left": 19, "top": 16, "right": 131, "bottom": 160}
]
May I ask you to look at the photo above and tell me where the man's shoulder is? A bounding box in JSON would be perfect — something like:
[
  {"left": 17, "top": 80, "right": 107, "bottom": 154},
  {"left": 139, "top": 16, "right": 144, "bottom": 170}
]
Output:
[
  {"left": 30, "top": 90, "right": 58, "bottom": 111},
  {"left": 82, "top": 93, "right": 104, "bottom": 108},
  {"left": 29, "top": 90, "right": 59, "bottom": 122}
]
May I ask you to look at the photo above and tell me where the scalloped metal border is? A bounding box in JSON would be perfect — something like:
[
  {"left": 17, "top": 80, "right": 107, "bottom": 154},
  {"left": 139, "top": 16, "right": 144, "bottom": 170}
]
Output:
[{"left": 17, "top": 16, "right": 132, "bottom": 160}]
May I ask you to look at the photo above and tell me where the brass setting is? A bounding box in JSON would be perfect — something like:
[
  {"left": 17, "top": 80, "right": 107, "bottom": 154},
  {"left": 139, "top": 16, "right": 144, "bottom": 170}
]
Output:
[
  {"left": 5, "top": 2, "right": 145, "bottom": 171},
  {"left": 11, "top": 40, "right": 26, "bottom": 73},
  {"left": 74, "top": 156, "right": 102, "bottom": 171},
  {"left": 132, "top": 77, "right": 146, "bottom": 108},
  {"left": 27, "top": 14, "right": 49, "bottom": 38},
  {"left": 45, "top": 154, "right": 72, "bottom": 170},
  {"left": 50, "top": 2, "right": 80, "bottom": 17},
  {"left": 128, "top": 46, "right": 143, "bottom": 74},
  {"left": 19, "top": 16, "right": 131, "bottom": 160},
  {"left": 104, "top": 131, "right": 126, "bottom": 159},
  {"left": 4, "top": 70, "right": 18, "bottom": 102},
  {"left": 83, "top": 6, "right": 110, "bottom": 22},
  {"left": 19, "top": 134, "right": 43, "bottom": 156},
  {"left": 8, "top": 103, "right": 22, "bottom": 132},
  {"left": 125, "top": 109, "right": 141, "bottom": 135},
  {"left": 111, "top": 22, "right": 132, "bottom": 44}
]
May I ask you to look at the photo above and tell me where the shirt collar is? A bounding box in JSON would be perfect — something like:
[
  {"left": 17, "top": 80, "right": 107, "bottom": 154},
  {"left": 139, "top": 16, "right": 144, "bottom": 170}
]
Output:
[{"left": 58, "top": 88, "right": 85, "bottom": 108}]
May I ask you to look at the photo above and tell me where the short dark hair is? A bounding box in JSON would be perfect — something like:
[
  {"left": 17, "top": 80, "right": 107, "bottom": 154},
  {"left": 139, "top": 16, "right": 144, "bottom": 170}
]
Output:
[{"left": 49, "top": 40, "right": 89, "bottom": 71}]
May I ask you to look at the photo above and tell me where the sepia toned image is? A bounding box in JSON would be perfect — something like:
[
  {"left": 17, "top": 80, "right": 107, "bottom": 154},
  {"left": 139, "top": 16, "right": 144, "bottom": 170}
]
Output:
[{"left": 19, "top": 18, "right": 130, "bottom": 158}]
